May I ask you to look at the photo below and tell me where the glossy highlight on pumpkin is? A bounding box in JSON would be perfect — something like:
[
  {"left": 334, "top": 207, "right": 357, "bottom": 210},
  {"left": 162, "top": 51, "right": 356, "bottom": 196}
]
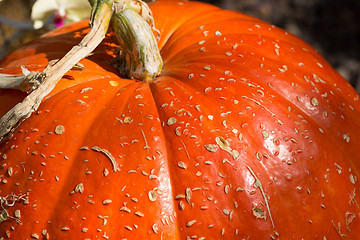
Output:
[{"left": 1, "top": 0, "right": 360, "bottom": 239}]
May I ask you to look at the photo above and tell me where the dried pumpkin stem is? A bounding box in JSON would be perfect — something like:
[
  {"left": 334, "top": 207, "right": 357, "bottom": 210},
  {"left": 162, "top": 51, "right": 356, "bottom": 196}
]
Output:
[
  {"left": 0, "top": 74, "right": 33, "bottom": 92},
  {"left": 0, "top": 66, "right": 39, "bottom": 92},
  {"left": 0, "top": 1, "right": 113, "bottom": 143},
  {"left": 111, "top": 0, "right": 163, "bottom": 81}
]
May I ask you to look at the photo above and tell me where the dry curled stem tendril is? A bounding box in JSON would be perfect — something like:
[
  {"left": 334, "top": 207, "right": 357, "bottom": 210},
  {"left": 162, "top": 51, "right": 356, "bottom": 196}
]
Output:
[
  {"left": 0, "top": 193, "right": 28, "bottom": 224},
  {"left": 91, "top": 146, "right": 120, "bottom": 172},
  {"left": 246, "top": 165, "right": 275, "bottom": 229},
  {"left": 0, "top": 66, "right": 40, "bottom": 92}
]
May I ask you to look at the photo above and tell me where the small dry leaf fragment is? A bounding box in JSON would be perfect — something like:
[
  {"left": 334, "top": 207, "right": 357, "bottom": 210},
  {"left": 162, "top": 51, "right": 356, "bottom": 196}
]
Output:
[
  {"left": 125, "top": 225, "right": 133, "bottom": 231},
  {"left": 152, "top": 224, "right": 158, "bottom": 233},
  {"left": 120, "top": 206, "right": 131, "bottom": 213},
  {"left": 103, "top": 168, "right": 110, "bottom": 176},
  {"left": 177, "top": 161, "right": 187, "bottom": 169},
  {"left": 7, "top": 167, "right": 13, "bottom": 177},
  {"left": 216, "top": 136, "right": 231, "bottom": 151},
  {"left": 135, "top": 211, "right": 145, "bottom": 217},
  {"left": 98, "top": 215, "right": 108, "bottom": 226},
  {"left": 80, "top": 87, "right": 92, "bottom": 93},
  {"left": 179, "top": 201, "right": 185, "bottom": 210},
  {"left": 148, "top": 190, "right": 157, "bottom": 201},
  {"left": 14, "top": 210, "right": 21, "bottom": 219},
  {"left": 91, "top": 146, "right": 120, "bottom": 172},
  {"left": 252, "top": 206, "right": 266, "bottom": 219},
  {"left": 124, "top": 116, "right": 133, "bottom": 123},
  {"left": 215, "top": 136, "right": 239, "bottom": 159},
  {"left": 54, "top": 125, "right": 65, "bottom": 135},
  {"left": 186, "top": 220, "right": 196, "bottom": 227},
  {"left": 262, "top": 130, "right": 269, "bottom": 139},
  {"left": 74, "top": 183, "right": 84, "bottom": 194},
  {"left": 31, "top": 233, "right": 39, "bottom": 239},
  {"left": 102, "top": 199, "right": 112, "bottom": 205},
  {"left": 185, "top": 188, "right": 191, "bottom": 204},
  {"left": 311, "top": 97, "right": 319, "bottom": 106},
  {"left": 175, "top": 194, "right": 185, "bottom": 200},
  {"left": 204, "top": 144, "right": 217, "bottom": 152},
  {"left": 167, "top": 117, "right": 177, "bottom": 125}
]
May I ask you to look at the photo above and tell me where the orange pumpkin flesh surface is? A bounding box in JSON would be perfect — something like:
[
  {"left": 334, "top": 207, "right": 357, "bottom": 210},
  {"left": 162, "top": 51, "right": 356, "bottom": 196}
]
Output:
[{"left": 1, "top": 0, "right": 360, "bottom": 239}]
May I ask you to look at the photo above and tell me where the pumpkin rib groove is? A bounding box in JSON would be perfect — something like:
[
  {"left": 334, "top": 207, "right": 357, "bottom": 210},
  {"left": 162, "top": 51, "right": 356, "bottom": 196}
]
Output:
[
  {"left": 147, "top": 78, "right": 196, "bottom": 239},
  {"left": 148, "top": 76, "right": 230, "bottom": 237},
  {"left": 42, "top": 84, "right": 131, "bottom": 238},
  {"left": 123, "top": 80, "right": 187, "bottom": 239}
]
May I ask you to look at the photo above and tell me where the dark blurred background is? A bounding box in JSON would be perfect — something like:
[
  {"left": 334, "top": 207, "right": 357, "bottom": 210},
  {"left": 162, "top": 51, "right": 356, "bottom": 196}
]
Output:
[{"left": 1, "top": 0, "right": 359, "bottom": 92}]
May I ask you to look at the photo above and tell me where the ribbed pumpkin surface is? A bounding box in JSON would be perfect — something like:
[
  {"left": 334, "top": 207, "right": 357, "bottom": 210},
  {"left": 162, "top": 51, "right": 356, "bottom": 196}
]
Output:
[{"left": 0, "top": 0, "right": 360, "bottom": 239}]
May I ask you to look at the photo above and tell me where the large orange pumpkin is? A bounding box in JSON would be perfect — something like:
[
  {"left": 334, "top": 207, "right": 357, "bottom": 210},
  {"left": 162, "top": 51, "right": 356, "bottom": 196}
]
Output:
[{"left": 1, "top": 0, "right": 360, "bottom": 239}]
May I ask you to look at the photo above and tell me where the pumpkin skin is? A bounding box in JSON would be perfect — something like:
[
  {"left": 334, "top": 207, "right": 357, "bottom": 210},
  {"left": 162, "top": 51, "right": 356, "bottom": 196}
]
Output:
[{"left": 1, "top": 0, "right": 360, "bottom": 239}]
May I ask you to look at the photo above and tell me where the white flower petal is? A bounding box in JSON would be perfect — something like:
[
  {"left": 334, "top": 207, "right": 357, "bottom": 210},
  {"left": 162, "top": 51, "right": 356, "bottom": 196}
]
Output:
[
  {"left": 66, "top": 7, "right": 91, "bottom": 23},
  {"left": 58, "top": 0, "right": 91, "bottom": 10},
  {"left": 31, "top": 0, "right": 58, "bottom": 21},
  {"left": 31, "top": 0, "right": 91, "bottom": 28},
  {"left": 33, "top": 20, "right": 45, "bottom": 29}
]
